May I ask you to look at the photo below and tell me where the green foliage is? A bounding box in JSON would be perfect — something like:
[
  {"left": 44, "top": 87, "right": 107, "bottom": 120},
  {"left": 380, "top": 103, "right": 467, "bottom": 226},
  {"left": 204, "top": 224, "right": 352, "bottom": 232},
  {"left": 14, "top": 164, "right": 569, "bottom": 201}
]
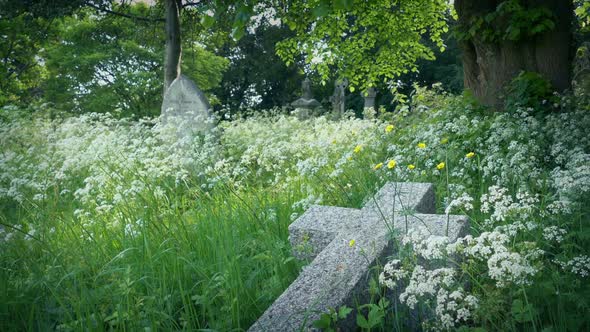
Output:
[
  {"left": 503, "top": 71, "right": 554, "bottom": 111},
  {"left": 575, "top": 0, "right": 590, "bottom": 34},
  {"left": 42, "top": 5, "right": 228, "bottom": 117},
  {"left": 214, "top": 25, "right": 303, "bottom": 111},
  {"left": 276, "top": 0, "right": 450, "bottom": 93},
  {"left": 356, "top": 298, "right": 389, "bottom": 330},
  {"left": 312, "top": 306, "right": 352, "bottom": 331},
  {"left": 0, "top": 14, "right": 54, "bottom": 105},
  {"left": 456, "top": 0, "right": 556, "bottom": 43},
  {"left": 0, "top": 0, "right": 93, "bottom": 19}
]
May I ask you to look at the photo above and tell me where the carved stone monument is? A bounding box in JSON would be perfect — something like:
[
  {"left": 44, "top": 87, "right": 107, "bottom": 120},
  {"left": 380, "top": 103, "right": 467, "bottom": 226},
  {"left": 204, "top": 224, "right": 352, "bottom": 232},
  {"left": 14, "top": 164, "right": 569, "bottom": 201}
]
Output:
[
  {"left": 161, "top": 75, "right": 213, "bottom": 137},
  {"left": 291, "top": 78, "right": 321, "bottom": 119},
  {"left": 248, "top": 182, "right": 469, "bottom": 331},
  {"left": 330, "top": 79, "right": 348, "bottom": 118}
]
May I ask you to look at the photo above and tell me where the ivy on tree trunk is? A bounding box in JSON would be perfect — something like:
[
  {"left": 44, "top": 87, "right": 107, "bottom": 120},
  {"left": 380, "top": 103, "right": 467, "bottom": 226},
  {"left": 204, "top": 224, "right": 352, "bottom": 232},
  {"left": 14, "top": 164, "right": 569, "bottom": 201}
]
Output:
[{"left": 455, "top": 0, "right": 574, "bottom": 108}]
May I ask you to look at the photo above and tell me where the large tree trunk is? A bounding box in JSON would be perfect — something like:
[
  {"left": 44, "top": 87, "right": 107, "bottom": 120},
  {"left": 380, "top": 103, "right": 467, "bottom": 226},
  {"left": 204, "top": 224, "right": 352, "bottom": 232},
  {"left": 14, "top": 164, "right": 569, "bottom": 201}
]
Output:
[
  {"left": 455, "top": 0, "right": 573, "bottom": 108},
  {"left": 164, "top": 0, "right": 182, "bottom": 92}
]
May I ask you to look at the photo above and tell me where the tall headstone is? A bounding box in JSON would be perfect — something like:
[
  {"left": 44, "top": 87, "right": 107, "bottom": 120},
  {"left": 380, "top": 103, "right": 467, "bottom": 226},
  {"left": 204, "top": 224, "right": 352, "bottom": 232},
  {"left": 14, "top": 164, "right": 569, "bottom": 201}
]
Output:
[
  {"left": 161, "top": 74, "right": 213, "bottom": 137},
  {"left": 291, "top": 78, "right": 321, "bottom": 120},
  {"left": 330, "top": 79, "right": 348, "bottom": 118}
]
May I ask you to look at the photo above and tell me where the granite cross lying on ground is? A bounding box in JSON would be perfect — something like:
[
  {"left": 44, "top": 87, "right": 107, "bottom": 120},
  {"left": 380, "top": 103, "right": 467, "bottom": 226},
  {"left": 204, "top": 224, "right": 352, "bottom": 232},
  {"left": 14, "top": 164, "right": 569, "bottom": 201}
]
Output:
[{"left": 248, "top": 182, "right": 469, "bottom": 331}]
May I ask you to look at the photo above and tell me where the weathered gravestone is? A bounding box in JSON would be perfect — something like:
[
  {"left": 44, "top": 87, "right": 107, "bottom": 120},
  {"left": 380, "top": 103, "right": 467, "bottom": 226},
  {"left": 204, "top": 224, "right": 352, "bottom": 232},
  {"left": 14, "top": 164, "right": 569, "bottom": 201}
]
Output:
[
  {"left": 330, "top": 79, "right": 348, "bottom": 118},
  {"left": 248, "top": 182, "right": 469, "bottom": 331},
  {"left": 161, "top": 74, "right": 213, "bottom": 137},
  {"left": 362, "top": 87, "right": 378, "bottom": 119},
  {"left": 291, "top": 78, "right": 321, "bottom": 120},
  {"left": 363, "top": 87, "right": 377, "bottom": 110}
]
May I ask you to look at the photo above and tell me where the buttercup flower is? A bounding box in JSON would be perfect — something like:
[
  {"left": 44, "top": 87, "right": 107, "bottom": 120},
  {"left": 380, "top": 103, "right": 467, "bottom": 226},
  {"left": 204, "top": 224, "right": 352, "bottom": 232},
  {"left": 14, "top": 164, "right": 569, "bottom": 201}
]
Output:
[
  {"left": 374, "top": 162, "right": 383, "bottom": 170},
  {"left": 349, "top": 239, "right": 356, "bottom": 247},
  {"left": 408, "top": 164, "right": 416, "bottom": 170},
  {"left": 354, "top": 145, "right": 362, "bottom": 153},
  {"left": 386, "top": 124, "right": 394, "bottom": 133},
  {"left": 388, "top": 160, "right": 397, "bottom": 169},
  {"left": 418, "top": 142, "right": 426, "bottom": 149},
  {"left": 466, "top": 152, "right": 475, "bottom": 159},
  {"left": 436, "top": 162, "right": 445, "bottom": 170}
]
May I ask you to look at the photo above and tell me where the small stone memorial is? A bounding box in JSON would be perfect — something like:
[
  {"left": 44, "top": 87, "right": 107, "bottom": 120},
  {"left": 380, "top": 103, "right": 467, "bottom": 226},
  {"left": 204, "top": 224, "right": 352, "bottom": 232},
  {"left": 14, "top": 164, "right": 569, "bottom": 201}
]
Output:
[
  {"left": 291, "top": 78, "right": 321, "bottom": 119},
  {"left": 161, "top": 74, "right": 213, "bottom": 137},
  {"left": 248, "top": 182, "right": 469, "bottom": 331},
  {"left": 362, "top": 87, "right": 378, "bottom": 119},
  {"left": 363, "top": 87, "right": 377, "bottom": 110}
]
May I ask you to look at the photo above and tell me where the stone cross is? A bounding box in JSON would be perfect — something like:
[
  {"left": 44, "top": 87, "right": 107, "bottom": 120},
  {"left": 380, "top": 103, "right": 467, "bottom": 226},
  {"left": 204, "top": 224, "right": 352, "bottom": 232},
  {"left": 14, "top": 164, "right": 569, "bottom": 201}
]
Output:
[
  {"left": 291, "top": 78, "right": 321, "bottom": 120},
  {"left": 248, "top": 182, "right": 469, "bottom": 331},
  {"left": 161, "top": 74, "right": 213, "bottom": 137}
]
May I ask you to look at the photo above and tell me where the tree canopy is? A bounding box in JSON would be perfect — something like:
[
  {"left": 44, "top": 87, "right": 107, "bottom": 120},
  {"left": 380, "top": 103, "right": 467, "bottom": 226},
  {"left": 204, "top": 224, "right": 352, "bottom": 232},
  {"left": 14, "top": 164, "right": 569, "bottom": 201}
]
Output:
[{"left": 275, "top": 0, "right": 451, "bottom": 94}]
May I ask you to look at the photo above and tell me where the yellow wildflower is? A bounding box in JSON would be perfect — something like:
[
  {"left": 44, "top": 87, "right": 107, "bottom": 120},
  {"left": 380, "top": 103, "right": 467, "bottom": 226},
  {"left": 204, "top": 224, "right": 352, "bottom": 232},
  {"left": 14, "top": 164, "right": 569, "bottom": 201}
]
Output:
[
  {"left": 349, "top": 239, "right": 356, "bottom": 247},
  {"left": 387, "top": 160, "right": 397, "bottom": 169},
  {"left": 373, "top": 162, "right": 383, "bottom": 170},
  {"left": 385, "top": 124, "right": 394, "bottom": 133},
  {"left": 408, "top": 164, "right": 416, "bottom": 170},
  {"left": 466, "top": 152, "right": 475, "bottom": 159},
  {"left": 418, "top": 142, "right": 426, "bottom": 149},
  {"left": 440, "top": 137, "right": 449, "bottom": 144},
  {"left": 354, "top": 145, "right": 362, "bottom": 153},
  {"left": 436, "top": 162, "right": 445, "bottom": 170}
]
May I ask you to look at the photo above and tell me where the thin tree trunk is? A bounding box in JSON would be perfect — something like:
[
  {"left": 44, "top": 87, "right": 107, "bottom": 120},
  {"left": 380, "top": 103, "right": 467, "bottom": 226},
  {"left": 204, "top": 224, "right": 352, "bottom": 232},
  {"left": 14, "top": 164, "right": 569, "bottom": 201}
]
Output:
[
  {"left": 164, "top": 0, "right": 182, "bottom": 93},
  {"left": 455, "top": 0, "right": 573, "bottom": 108}
]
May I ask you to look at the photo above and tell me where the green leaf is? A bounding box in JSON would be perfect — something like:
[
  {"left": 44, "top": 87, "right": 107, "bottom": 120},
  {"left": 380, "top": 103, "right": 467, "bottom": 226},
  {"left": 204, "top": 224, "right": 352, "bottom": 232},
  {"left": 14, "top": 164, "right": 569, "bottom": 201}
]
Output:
[
  {"left": 200, "top": 15, "right": 215, "bottom": 28},
  {"left": 312, "top": 313, "right": 332, "bottom": 329},
  {"left": 338, "top": 306, "right": 352, "bottom": 319},
  {"left": 367, "top": 305, "right": 384, "bottom": 327},
  {"left": 356, "top": 313, "right": 370, "bottom": 329},
  {"left": 231, "top": 27, "right": 245, "bottom": 41},
  {"left": 506, "top": 26, "right": 520, "bottom": 41},
  {"left": 511, "top": 299, "right": 537, "bottom": 323},
  {"left": 333, "top": 0, "right": 354, "bottom": 11},
  {"left": 541, "top": 19, "right": 555, "bottom": 30},
  {"left": 312, "top": 4, "right": 331, "bottom": 17}
]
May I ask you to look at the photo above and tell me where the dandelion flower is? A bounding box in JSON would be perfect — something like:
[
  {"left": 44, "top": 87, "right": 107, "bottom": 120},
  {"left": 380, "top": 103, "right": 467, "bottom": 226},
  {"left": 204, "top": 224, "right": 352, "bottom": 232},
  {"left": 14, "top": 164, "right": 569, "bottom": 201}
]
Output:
[
  {"left": 388, "top": 160, "right": 397, "bottom": 169},
  {"left": 385, "top": 124, "right": 394, "bottom": 133},
  {"left": 466, "top": 152, "right": 475, "bottom": 159},
  {"left": 436, "top": 162, "right": 445, "bottom": 170},
  {"left": 408, "top": 164, "right": 415, "bottom": 170},
  {"left": 418, "top": 142, "right": 426, "bottom": 149},
  {"left": 354, "top": 145, "right": 362, "bottom": 153},
  {"left": 349, "top": 239, "right": 356, "bottom": 247},
  {"left": 373, "top": 162, "right": 383, "bottom": 170}
]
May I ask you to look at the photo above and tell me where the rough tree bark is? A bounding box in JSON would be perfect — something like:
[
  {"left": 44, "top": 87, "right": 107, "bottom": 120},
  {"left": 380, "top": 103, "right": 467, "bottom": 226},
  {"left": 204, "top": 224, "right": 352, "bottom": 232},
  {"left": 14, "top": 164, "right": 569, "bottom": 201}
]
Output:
[
  {"left": 455, "top": 0, "right": 573, "bottom": 108},
  {"left": 164, "top": 0, "right": 182, "bottom": 92}
]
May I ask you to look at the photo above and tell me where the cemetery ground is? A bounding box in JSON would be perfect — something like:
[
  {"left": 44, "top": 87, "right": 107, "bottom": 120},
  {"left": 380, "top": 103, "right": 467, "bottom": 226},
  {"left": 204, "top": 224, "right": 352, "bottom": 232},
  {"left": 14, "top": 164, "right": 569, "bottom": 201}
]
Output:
[{"left": 1, "top": 88, "right": 590, "bottom": 331}]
